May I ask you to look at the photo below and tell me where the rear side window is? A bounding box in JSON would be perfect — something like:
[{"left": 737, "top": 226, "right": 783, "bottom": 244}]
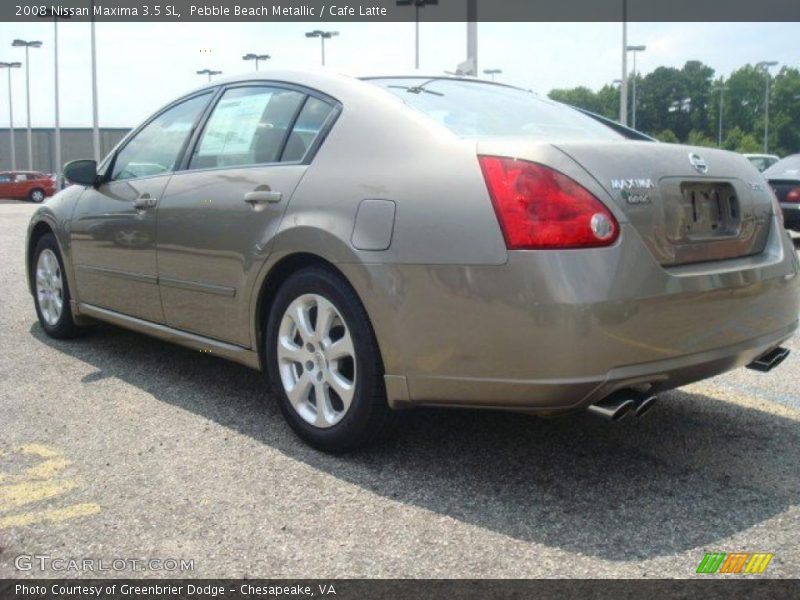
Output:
[
  {"left": 282, "top": 97, "right": 336, "bottom": 162},
  {"left": 189, "top": 86, "right": 305, "bottom": 169},
  {"left": 112, "top": 92, "right": 211, "bottom": 181},
  {"left": 368, "top": 78, "right": 623, "bottom": 141}
]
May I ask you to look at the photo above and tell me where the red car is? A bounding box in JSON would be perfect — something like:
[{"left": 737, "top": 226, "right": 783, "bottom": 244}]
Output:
[{"left": 0, "top": 171, "right": 56, "bottom": 203}]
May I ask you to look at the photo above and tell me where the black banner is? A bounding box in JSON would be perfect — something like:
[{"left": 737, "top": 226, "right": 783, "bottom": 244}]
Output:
[
  {"left": 3, "top": 0, "right": 800, "bottom": 23},
  {"left": 1, "top": 579, "right": 799, "bottom": 600}
]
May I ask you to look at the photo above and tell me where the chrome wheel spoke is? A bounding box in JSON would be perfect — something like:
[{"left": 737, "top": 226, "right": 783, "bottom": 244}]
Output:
[
  {"left": 327, "top": 372, "right": 354, "bottom": 411},
  {"left": 327, "top": 335, "right": 354, "bottom": 361},
  {"left": 292, "top": 302, "right": 315, "bottom": 342},
  {"left": 313, "top": 383, "right": 333, "bottom": 427},
  {"left": 315, "top": 297, "right": 337, "bottom": 341},
  {"left": 286, "top": 373, "right": 313, "bottom": 409},
  {"left": 277, "top": 336, "right": 305, "bottom": 363}
]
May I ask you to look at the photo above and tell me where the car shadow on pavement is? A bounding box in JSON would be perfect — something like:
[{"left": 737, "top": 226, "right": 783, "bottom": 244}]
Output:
[{"left": 31, "top": 321, "right": 800, "bottom": 562}]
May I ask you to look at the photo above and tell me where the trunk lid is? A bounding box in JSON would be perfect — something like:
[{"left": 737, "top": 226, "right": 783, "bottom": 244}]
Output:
[{"left": 555, "top": 141, "right": 774, "bottom": 266}]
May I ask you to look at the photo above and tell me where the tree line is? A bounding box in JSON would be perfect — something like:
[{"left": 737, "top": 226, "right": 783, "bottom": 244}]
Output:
[{"left": 548, "top": 61, "right": 800, "bottom": 156}]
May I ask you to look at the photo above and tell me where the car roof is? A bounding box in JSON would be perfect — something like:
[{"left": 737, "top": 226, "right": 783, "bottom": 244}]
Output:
[{"left": 185, "top": 68, "right": 523, "bottom": 98}]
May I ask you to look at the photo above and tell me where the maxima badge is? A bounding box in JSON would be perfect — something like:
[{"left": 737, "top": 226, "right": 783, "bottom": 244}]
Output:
[{"left": 689, "top": 152, "right": 708, "bottom": 173}]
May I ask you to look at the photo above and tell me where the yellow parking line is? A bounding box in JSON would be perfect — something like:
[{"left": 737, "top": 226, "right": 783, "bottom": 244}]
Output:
[
  {"left": 19, "top": 443, "right": 62, "bottom": 459},
  {"left": 0, "top": 503, "right": 100, "bottom": 529},
  {"left": 0, "top": 479, "right": 80, "bottom": 512}
]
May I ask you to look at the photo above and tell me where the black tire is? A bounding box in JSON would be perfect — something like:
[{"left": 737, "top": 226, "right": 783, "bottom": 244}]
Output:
[
  {"left": 28, "top": 188, "right": 46, "bottom": 203},
  {"left": 31, "top": 233, "right": 80, "bottom": 339},
  {"left": 265, "top": 266, "right": 395, "bottom": 453}
]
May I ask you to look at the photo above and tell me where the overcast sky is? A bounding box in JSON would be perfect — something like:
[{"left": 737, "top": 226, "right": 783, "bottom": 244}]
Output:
[{"left": 0, "top": 21, "right": 797, "bottom": 128}]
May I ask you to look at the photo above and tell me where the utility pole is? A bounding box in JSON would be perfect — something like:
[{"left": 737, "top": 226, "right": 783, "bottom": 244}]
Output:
[
  {"left": 620, "top": 0, "right": 628, "bottom": 125},
  {"left": 0, "top": 62, "right": 21, "bottom": 170},
  {"left": 466, "top": 0, "right": 477, "bottom": 76}
]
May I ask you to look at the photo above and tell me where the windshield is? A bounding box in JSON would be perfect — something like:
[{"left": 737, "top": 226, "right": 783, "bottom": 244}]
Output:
[
  {"left": 764, "top": 155, "right": 800, "bottom": 180},
  {"left": 367, "top": 78, "right": 624, "bottom": 142}
]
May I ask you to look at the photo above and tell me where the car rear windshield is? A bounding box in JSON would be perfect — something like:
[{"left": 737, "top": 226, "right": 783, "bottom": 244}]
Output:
[
  {"left": 764, "top": 155, "right": 800, "bottom": 179},
  {"left": 367, "top": 78, "right": 623, "bottom": 141}
]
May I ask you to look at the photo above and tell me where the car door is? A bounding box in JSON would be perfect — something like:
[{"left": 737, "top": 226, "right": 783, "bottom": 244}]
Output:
[
  {"left": 10, "top": 173, "right": 26, "bottom": 198},
  {"left": 157, "top": 85, "right": 338, "bottom": 345},
  {"left": 0, "top": 173, "right": 13, "bottom": 198},
  {"left": 69, "top": 92, "right": 212, "bottom": 322}
]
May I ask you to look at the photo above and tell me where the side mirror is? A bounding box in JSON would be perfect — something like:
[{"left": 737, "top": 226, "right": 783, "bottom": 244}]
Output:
[{"left": 63, "top": 159, "right": 99, "bottom": 186}]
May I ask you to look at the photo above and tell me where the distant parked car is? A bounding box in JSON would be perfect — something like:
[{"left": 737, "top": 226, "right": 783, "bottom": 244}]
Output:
[
  {"left": 745, "top": 153, "right": 780, "bottom": 172},
  {"left": 764, "top": 154, "right": 800, "bottom": 232},
  {"left": 0, "top": 171, "right": 56, "bottom": 202}
]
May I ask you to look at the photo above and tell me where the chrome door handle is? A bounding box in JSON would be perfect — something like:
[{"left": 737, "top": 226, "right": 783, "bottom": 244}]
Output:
[
  {"left": 133, "top": 195, "right": 158, "bottom": 210},
  {"left": 244, "top": 190, "right": 282, "bottom": 205}
]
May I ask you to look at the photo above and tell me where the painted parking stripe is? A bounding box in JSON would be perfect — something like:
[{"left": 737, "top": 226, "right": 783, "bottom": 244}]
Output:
[{"left": 0, "top": 444, "right": 100, "bottom": 530}]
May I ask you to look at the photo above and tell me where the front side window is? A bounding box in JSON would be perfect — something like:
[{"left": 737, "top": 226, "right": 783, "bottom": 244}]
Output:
[
  {"left": 111, "top": 93, "right": 211, "bottom": 181},
  {"left": 368, "top": 78, "right": 624, "bottom": 142},
  {"left": 0, "top": 174, "right": 10, "bottom": 182},
  {"left": 189, "top": 86, "right": 305, "bottom": 170}
]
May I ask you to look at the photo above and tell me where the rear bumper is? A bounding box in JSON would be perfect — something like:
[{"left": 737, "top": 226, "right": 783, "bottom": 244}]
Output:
[
  {"left": 399, "top": 321, "right": 796, "bottom": 413},
  {"left": 345, "top": 218, "right": 800, "bottom": 412}
]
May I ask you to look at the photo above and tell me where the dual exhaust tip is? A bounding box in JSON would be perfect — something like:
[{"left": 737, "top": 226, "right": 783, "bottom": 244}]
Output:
[
  {"left": 588, "top": 390, "right": 657, "bottom": 422},
  {"left": 587, "top": 346, "right": 791, "bottom": 422}
]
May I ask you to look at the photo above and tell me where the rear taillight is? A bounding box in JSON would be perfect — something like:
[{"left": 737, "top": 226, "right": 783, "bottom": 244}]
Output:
[
  {"left": 478, "top": 156, "right": 619, "bottom": 249},
  {"left": 786, "top": 187, "right": 800, "bottom": 202}
]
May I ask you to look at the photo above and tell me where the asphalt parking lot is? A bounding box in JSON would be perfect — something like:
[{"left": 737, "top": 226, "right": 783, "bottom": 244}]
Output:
[{"left": 1, "top": 198, "right": 800, "bottom": 578}]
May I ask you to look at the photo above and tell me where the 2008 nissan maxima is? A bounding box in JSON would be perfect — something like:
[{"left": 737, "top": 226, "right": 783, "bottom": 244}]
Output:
[{"left": 26, "top": 71, "right": 800, "bottom": 452}]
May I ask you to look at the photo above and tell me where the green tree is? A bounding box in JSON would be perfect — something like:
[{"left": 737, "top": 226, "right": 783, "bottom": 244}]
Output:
[
  {"left": 687, "top": 129, "right": 716, "bottom": 147},
  {"left": 724, "top": 65, "right": 765, "bottom": 143},
  {"left": 681, "top": 61, "right": 716, "bottom": 137},
  {"left": 548, "top": 86, "right": 602, "bottom": 113},
  {"left": 545, "top": 60, "right": 799, "bottom": 154},
  {"left": 770, "top": 67, "right": 800, "bottom": 156},
  {"left": 655, "top": 129, "right": 679, "bottom": 143},
  {"left": 723, "top": 126, "right": 761, "bottom": 153}
]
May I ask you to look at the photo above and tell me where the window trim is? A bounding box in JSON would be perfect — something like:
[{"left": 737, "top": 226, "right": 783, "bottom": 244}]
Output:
[
  {"left": 177, "top": 79, "right": 342, "bottom": 175},
  {"left": 102, "top": 88, "right": 217, "bottom": 184}
]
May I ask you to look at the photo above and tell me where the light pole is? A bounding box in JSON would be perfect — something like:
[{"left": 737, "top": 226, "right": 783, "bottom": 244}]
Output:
[
  {"left": 38, "top": 9, "right": 70, "bottom": 180},
  {"left": 196, "top": 69, "right": 222, "bottom": 82},
  {"left": 0, "top": 62, "right": 21, "bottom": 171},
  {"left": 12, "top": 39, "right": 42, "bottom": 170},
  {"left": 305, "top": 30, "right": 338, "bottom": 67},
  {"left": 242, "top": 53, "right": 270, "bottom": 71},
  {"left": 626, "top": 44, "right": 646, "bottom": 130},
  {"left": 756, "top": 60, "right": 778, "bottom": 153},
  {"left": 714, "top": 84, "right": 725, "bottom": 147},
  {"left": 396, "top": 0, "right": 438, "bottom": 70},
  {"left": 483, "top": 68, "right": 501, "bottom": 81},
  {"left": 620, "top": 0, "right": 628, "bottom": 125}
]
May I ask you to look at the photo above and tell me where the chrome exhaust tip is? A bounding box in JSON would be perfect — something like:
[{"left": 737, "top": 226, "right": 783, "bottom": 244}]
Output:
[
  {"left": 634, "top": 394, "right": 658, "bottom": 417},
  {"left": 587, "top": 396, "right": 636, "bottom": 422},
  {"left": 747, "top": 347, "right": 790, "bottom": 373}
]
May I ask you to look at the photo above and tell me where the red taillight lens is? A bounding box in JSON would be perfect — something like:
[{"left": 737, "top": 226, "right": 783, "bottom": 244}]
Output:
[
  {"left": 786, "top": 187, "right": 800, "bottom": 202},
  {"left": 478, "top": 156, "right": 619, "bottom": 249}
]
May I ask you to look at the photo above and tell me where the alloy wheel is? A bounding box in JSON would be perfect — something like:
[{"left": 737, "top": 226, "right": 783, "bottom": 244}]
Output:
[
  {"left": 36, "top": 249, "right": 64, "bottom": 326},
  {"left": 277, "top": 293, "right": 357, "bottom": 428}
]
